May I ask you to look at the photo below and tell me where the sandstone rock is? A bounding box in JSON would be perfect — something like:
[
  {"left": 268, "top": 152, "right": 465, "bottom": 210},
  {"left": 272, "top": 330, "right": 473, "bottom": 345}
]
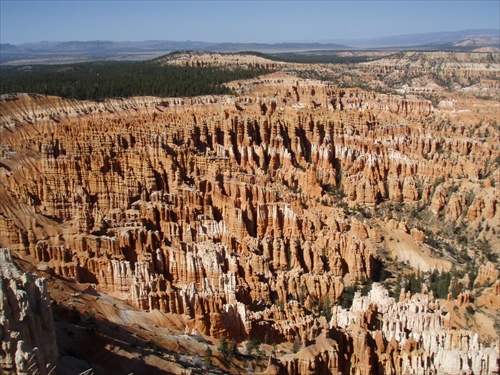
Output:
[
  {"left": 474, "top": 262, "right": 500, "bottom": 287},
  {"left": 329, "top": 283, "right": 499, "bottom": 375},
  {"left": 410, "top": 228, "right": 425, "bottom": 243},
  {"left": 468, "top": 197, "right": 485, "bottom": 221},
  {"left": 430, "top": 185, "right": 447, "bottom": 213},
  {"left": 0, "top": 71, "right": 498, "bottom": 374},
  {"left": 0, "top": 248, "right": 58, "bottom": 374},
  {"left": 483, "top": 197, "right": 497, "bottom": 219},
  {"left": 447, "top": 191, "right": 467, "bottom": 221}
]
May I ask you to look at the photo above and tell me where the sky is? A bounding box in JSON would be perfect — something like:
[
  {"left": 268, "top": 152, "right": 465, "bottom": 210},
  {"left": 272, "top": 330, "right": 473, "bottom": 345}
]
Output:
[{"left": 1, "top": 1, "right": 499, "bottom": 45}]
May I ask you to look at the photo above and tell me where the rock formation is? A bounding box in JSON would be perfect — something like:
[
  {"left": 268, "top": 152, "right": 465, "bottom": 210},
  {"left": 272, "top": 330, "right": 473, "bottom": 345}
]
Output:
[
  {"left": 261, "top": 284, "right": 499, "bottom": 375},
  {"left": 0, "top": 51, "right": 498, "bottom": 374},
  {"left": 0, "top": 248, "right": 58, "bottom": 375}
]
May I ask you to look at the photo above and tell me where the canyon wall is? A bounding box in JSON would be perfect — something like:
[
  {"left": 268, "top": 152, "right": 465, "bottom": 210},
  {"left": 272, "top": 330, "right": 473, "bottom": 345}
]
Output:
[{"left": 0, "top": 68, "right": 498, "bottom": 372}]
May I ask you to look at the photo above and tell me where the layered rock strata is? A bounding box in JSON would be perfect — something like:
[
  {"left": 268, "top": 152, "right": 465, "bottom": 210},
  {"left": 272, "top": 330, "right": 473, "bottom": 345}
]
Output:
[{"left": 0, "top": 69, "right": 498, "bottom": 370}]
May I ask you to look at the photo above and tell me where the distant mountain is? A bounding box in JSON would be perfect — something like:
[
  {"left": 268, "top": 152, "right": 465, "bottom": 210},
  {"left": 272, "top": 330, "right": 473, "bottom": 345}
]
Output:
[
  {"left": 0, "top": 43, "right": 23, "bottom": 52},
  {"left": 205, "top": 42, "right": 348, "bottom": 53},
  {"left": 0, "top": 40, "right": 349, "bottom": 65},
  {"left": 336, "top": 29, "right": 499, "bottom": 48},
  {"left": 52, "top": 41, "right": 116, "bottom": 52},
  {"left": 18, "top": 41, "right": 61, "bottom": 51},
  {"left": 7, "top": 40, "right": 347, "bottom": 54},
  {"left": 1, "top": 29, "right": 498, "bottom": 65}
]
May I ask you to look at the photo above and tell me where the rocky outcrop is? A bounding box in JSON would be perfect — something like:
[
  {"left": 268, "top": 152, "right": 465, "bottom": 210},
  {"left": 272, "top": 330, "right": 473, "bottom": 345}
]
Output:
[
  {"left": 0, "top": 91, "right": 385, "bottom": 339},
  {"left": 358, "top": 284, "right": 497, "bottom": 375},
  {"left": 158, "top": 51, "right": 284, "bottom": 70},
  {"left": 0, "top": 248, "right": 58, "bottom": 375},
  {"left": 0, "top": 65, "right": 498, "bottom": 373},
  {"left": 474, "top": 262, "right": 500, "bottom": 287},
  {"left": 361, "top": 51, "right": 500, "bottom": 82},
  {"left": 274, "top": 284, "right": 499, "bottom": 375}
]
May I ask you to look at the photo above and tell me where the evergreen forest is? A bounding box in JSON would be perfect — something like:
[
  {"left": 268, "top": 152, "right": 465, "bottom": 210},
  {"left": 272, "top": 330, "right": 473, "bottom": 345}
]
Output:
[{"left": 0, "top": 58, "right": 271, "bottom": 101}]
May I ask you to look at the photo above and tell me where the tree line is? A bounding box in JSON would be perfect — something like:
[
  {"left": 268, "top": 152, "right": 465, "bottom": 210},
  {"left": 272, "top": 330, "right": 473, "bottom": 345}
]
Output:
[
  {"left": 0, "top": 60, "right": 271, "bottom": 101},
  {"left": 240, "top": 51, "right": 374, "bottom": 64}
]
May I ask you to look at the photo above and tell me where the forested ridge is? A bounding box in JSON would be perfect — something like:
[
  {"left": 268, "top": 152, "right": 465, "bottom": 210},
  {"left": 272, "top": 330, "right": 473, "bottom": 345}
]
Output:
[
  {"left": 0, "top": 51, "right": 377, "bottom": 101},
  {"left": 0, "top": 59, "right": 271, "bottom": 100},
  {"left": 240, "top": 51, "right": 375, "bottom": 64}
]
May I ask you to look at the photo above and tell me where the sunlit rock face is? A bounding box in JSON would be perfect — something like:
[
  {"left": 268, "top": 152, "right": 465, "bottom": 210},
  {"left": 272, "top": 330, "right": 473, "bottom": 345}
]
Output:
[
  {"left": 276, "top": 284, "right": 499, "bottom": 375},
  {"left": 0, "top": 63, "right": 498, "bottom": 373}
]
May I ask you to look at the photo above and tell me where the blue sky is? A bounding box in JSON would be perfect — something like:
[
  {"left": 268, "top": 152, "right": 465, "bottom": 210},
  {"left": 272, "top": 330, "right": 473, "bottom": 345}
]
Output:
[{"left": 1, "top": 1, "right": 499, "bottom": 44}]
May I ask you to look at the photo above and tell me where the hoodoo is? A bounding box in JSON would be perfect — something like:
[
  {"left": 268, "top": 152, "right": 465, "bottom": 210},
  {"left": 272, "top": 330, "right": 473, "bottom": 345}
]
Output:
[{"left": 0, "top": 50, "right": 499, "bottom": 374}]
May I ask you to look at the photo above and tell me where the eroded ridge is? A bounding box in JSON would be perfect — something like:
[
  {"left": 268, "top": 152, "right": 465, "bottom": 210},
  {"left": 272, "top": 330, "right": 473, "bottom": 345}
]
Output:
[{"left": 0, "top": 69, "right": 498, "bottom": 373}]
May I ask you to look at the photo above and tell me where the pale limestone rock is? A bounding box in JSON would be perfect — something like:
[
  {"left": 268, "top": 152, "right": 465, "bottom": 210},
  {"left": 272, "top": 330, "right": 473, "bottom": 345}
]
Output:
[
  {"left": 0, "top": 248, "right": 58, "bottom": 375},
  {"left": 329, "top": 283, "right": 499, "bottom": 375}
]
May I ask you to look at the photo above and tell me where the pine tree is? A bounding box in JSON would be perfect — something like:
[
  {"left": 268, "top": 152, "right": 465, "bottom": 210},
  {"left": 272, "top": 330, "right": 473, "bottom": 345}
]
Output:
[{"left": 321, "top": 295, "right": 333, "bottom": 320}]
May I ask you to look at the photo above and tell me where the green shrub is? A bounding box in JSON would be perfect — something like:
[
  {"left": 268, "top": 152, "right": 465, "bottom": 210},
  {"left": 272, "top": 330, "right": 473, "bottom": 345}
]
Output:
[
  {"left": 82, "top": 312, "right": 97, "bottom": 333},
  {"left": 218, "top": 337, "right": 237, "bottom": 361}
]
